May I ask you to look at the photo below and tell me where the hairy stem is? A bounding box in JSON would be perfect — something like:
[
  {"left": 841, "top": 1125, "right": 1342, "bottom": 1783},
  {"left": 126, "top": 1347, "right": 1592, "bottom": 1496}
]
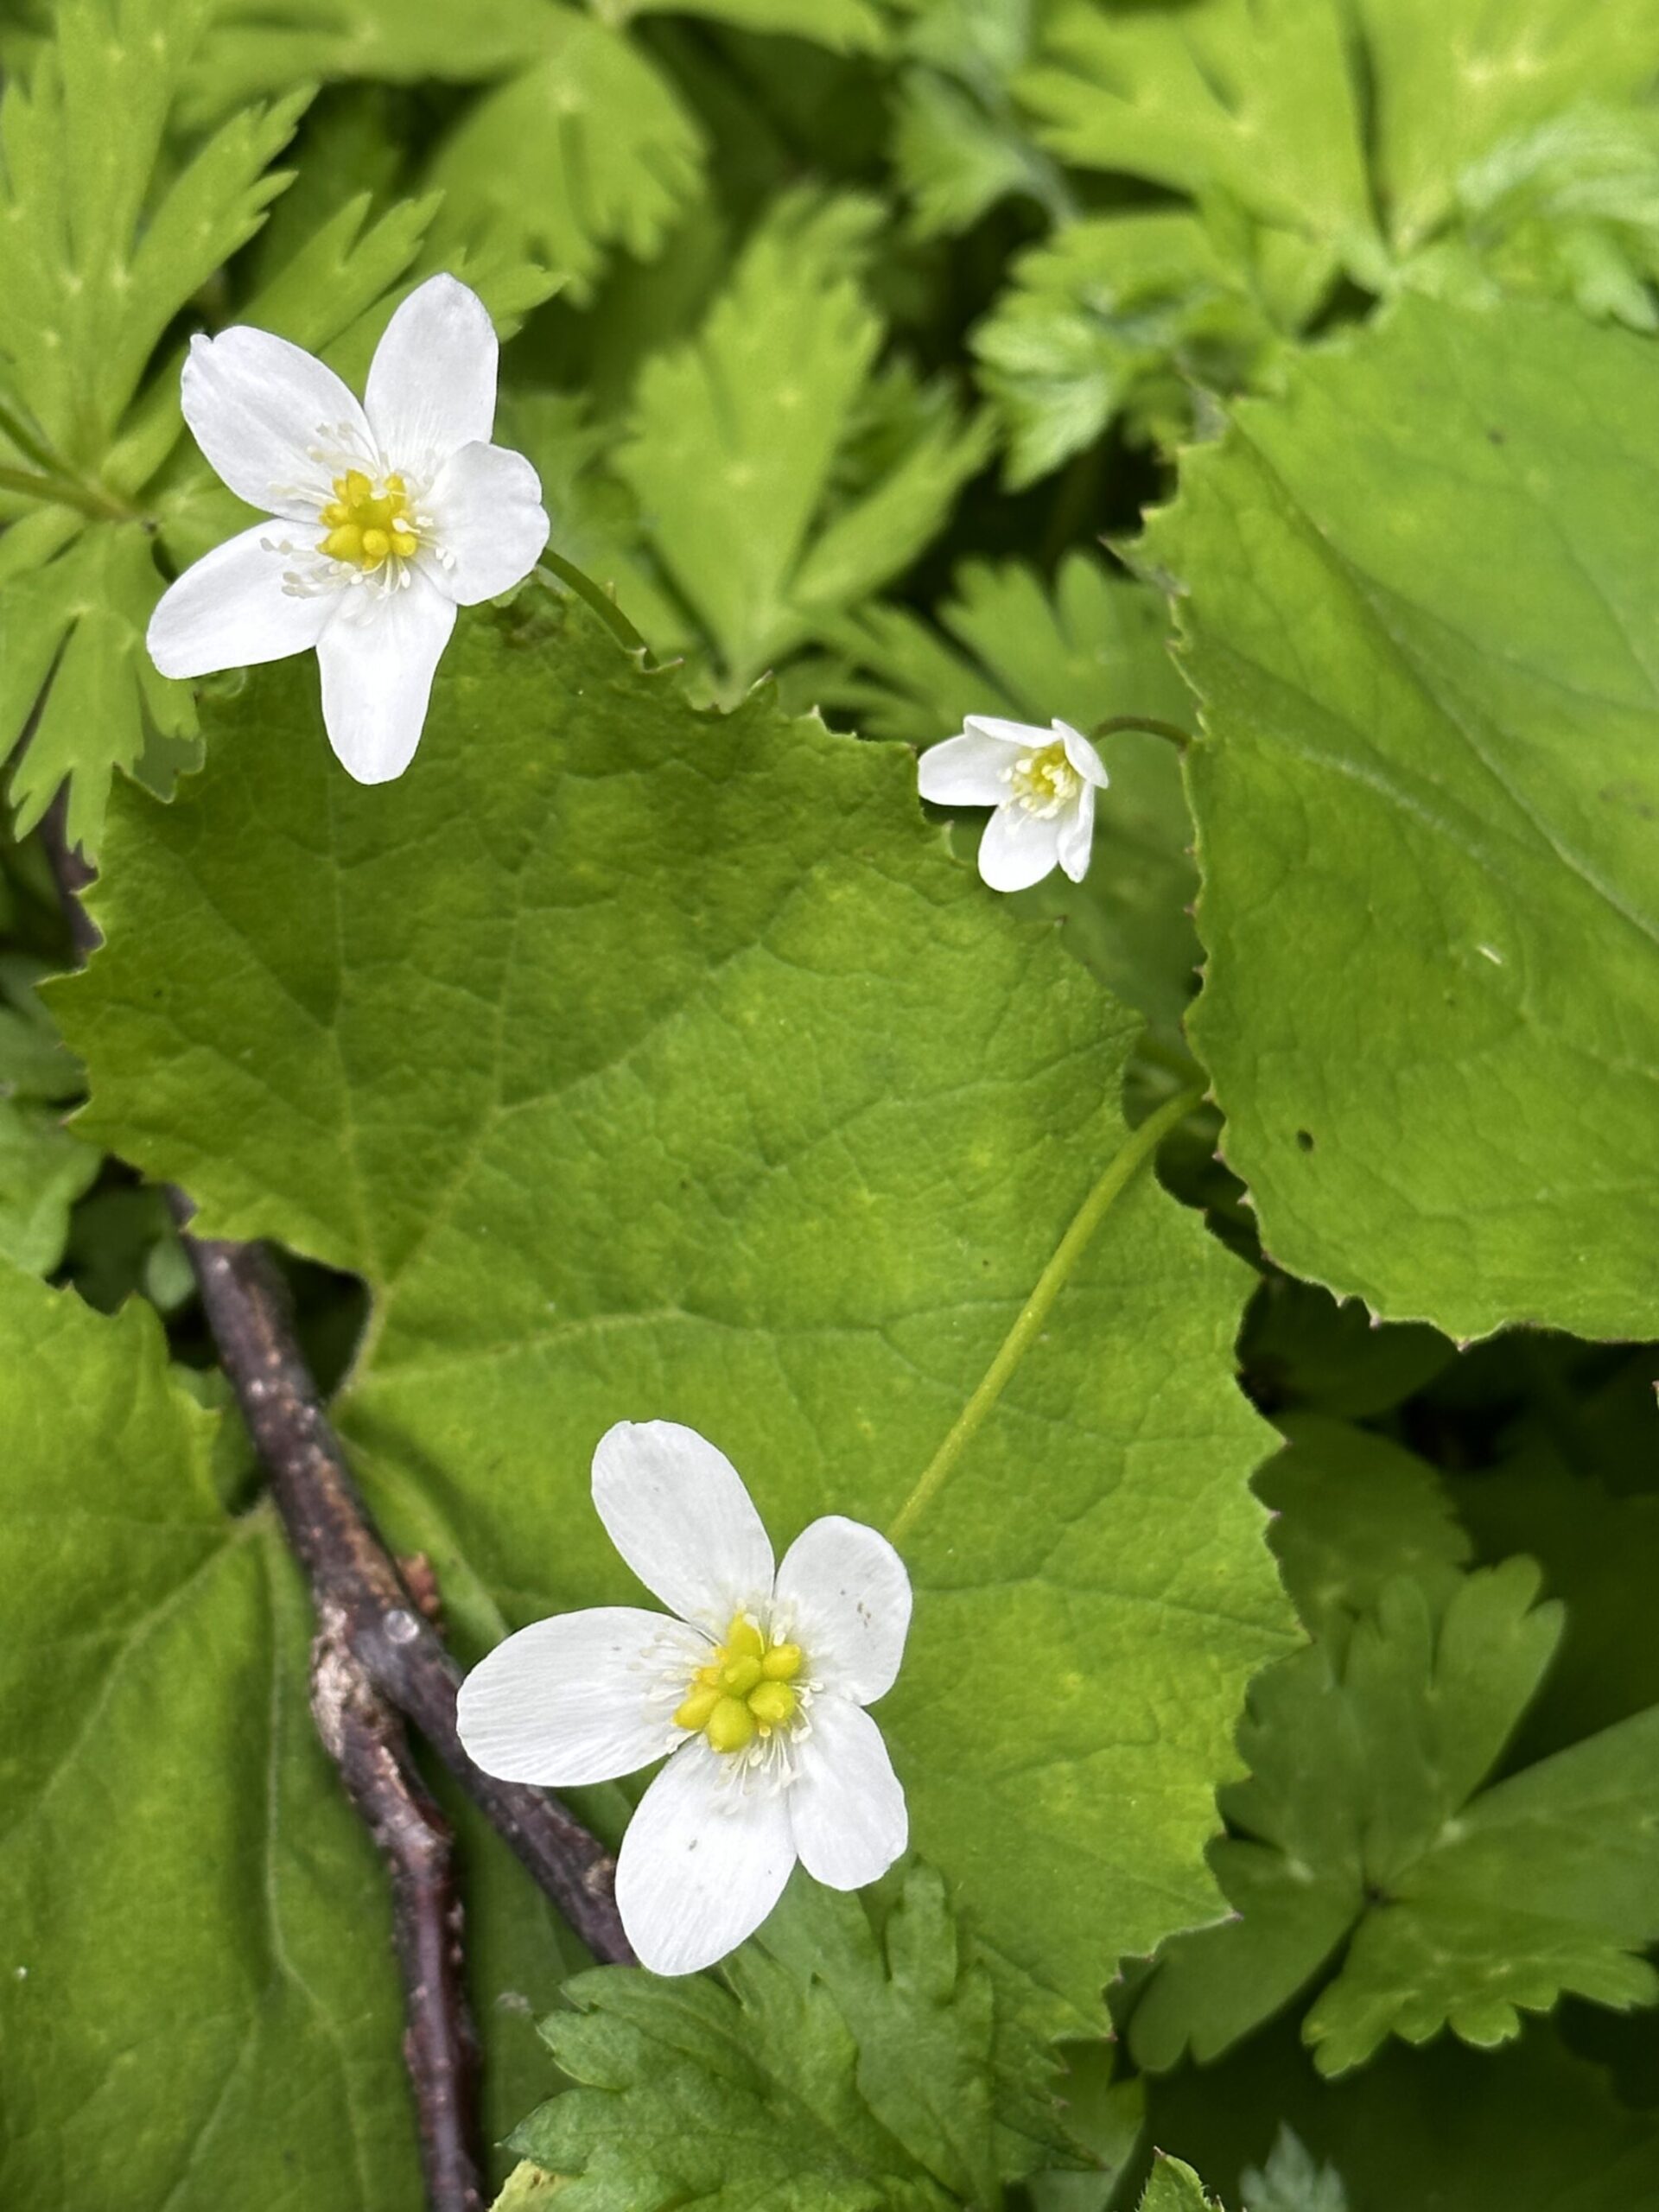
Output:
[
  {"left": 312, "top": 1607, "right": 485, "bottom": 2212},
  {"left": 887, "top": 1084, "right": 1205, "bottom": 1547}
]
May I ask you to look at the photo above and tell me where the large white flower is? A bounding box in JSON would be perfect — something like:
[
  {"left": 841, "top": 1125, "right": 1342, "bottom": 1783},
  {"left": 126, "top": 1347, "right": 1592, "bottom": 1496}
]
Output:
[
  {"left": 147, "top": 274, "right": 549, "bottom": 785},
  {"left": 918, "top": 714, "right": 1109, "bottom": 892},
  {"left": 457, "top": 1420, "right": 912, "bottom": 1976}
]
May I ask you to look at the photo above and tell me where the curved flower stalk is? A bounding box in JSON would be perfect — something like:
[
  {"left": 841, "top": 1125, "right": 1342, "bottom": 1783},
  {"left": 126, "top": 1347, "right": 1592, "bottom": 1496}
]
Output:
[
  {"left": 148, "top": 275, "right": 550, "bottom": 784},
  {"left": 918, "top": 714, "right": 1109, "bottom": 891},
  {"left": 457, "top": 1421, "right": 912, "bottom": 1976}
]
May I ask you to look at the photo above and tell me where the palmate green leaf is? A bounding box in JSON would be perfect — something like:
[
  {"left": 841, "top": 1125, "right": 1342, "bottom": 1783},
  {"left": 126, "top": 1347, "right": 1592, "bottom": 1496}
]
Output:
[
  {"left": 1351, "top": 0, "right": 1659, "bottom": 253},
  {"left": 613, "top": 0, "right": 888, "bottom": 47},
  {"left": 511, "top": 1867, "right": 1068, "bottom": 2212},
  {"left": 1018, "top": 0, "right": 1379, "bottom": 274},
  {"left": 1140, "top": 295, "right": 1659, "bottom": 1342},
  {"left": 55, "top": 591, "right": 1294, "bottom": 2019},
  {"left": 0, "top": 1101, "right": 99, "bottom": 1273},
  {"left": 1238, "top": 2126, "right": 1346, "bottom": 2212},
  {"left": 972, "top": 208, "right": 1327, "bottom": 484},
  {"left": 618, "top": 194, "right": 991, "bottom": 692},
  {"left": 830, "top": 551, "right": 1197, "bottom": 1032},
  {"left": 426, "top": 9, "right": 706, "bottom": 302},
  {"left": 1240, "top": 1280, "right": 1454, "bottom": 1423},
  {"left": 1149, "top": 2012, "right": 1659, "bottom": 2212},
  {"left": 0, "top": 1260, "right": 591, "bottom": 2209},
  {"left": 1131, "top": 1430, "right": 1659, "bottom": 2080}
]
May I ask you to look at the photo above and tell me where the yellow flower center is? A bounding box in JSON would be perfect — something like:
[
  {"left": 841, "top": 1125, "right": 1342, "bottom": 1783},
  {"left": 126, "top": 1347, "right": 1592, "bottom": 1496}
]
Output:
[
  {"left": 317, "top": 468, "right": 419, "bottom": 572},
  {"left": 673, "top": 1613, "right": 805, "bottom": 1756},
  {"left": 1007, "top": 740, "right": 1079, "bottom": 819}
]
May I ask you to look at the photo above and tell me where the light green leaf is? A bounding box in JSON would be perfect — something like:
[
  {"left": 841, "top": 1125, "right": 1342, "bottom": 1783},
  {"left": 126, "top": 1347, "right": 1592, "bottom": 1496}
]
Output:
[
  {"left": 426, "top": 11, "right": 705, "bottom": 302},
  {"left": 1351, "top": 0, "right": 1659, "bottom": 252},
  {"left": 56, "top": 593, "right": 1294, "bottom": 2018},
  {"left": 618, "top": 194, "right": 988, "bottom": 690},
  {"left": 1133, "top": 1528, "right": 1659, "bottom": 2076},
  {"left": 831, "top": 550, "right": 1197, "bottom": 1028},
  {"left": 512, "top": 1866, "right": 1070, "bottom": 2212},
  {"left": 0, "top": 1261, "right": 417, "bottom": 2209},
  {"left": 181, "top": 0, "right": 556, "bottom": 124},
  {"left": 1141, "top": 295, "right": 1659, "bottom": 1341},
  {"left": 893, "top": 64, "right": 1065, "bottom": 240},
  {"left": 973, "top": 209, "right": 1323, "bottom": 483},
  {"left": 1019, "top": 0, "right": 1377, "bottom": 270},
  {"left": 0, "top": 1101, "right": 99, "bottom": 1273},
  {"left": 1140, "top": 2153, "right": 1221, "bottom": 2212}
]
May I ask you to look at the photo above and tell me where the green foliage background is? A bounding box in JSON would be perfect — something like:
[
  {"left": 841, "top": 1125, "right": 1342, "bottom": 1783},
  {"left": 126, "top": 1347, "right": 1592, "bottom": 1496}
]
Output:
[{"left": 0, "top": 1, "right": 1656, "bottom": 2209}]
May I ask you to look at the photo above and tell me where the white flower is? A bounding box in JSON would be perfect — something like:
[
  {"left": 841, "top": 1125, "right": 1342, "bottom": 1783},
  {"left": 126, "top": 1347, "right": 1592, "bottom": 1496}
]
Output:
[
  {"left": 918, "top": 715, "right": 1109, "bottom": 891},
  {"left": 457, "top": 1420, "right": 912, "bottom": 1976},
  {"left": 147, "top": 274, "right": 550, "bottom": 785}
]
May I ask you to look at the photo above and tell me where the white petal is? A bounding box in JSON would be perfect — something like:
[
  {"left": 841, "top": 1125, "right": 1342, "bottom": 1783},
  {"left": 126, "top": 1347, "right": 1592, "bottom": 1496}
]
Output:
[
  {"left": 773, "top": 1515, "right": 912, "bottom": 1704},
  {"left": 426, "top": 440, "right": 550, "bottom": 607},
  {"left": 147, "top": 522, "right": 328, "bottom": 677},
  {"left": 789, "top": 1695, "right": 907, "bottom": 1891},
  {"left": 181, "top": 327, "right": 371, "bottom": 520},
  {"left": 1059, "top": 720, "right": 1109, "bottom": 788},
  {"left": 592, "top": 1420, "right": 775, "bottom": 1637},
  {"left": 455, "top": 1606, "right": 708, "bottom": 1787},
  {"left": 365, "top": 274, "right": 498, "bottom": 474},
  {"left": 616, "top": 1738, "right": 797, "bottom": 1974},
  {"left": 1057, "top": 782, "right": 1096, "bottom": 883},
  {"left": 977, "top": 801, "right": 1062, "bottom": 892},
  {"left": 917, "top": 731, "right": 1014, "bottom": 809},
  {"left": 963, "top": 714, "right": 1048, "bottom": 747},
  {"left": 315, "top": 569, "right": 456, "bottom": 785}
]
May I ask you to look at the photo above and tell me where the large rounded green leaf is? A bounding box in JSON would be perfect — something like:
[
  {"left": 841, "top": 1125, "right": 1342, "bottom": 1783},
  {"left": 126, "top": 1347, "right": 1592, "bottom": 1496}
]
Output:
[
  {"left": 1141, "top": 296, "right": 1659, "bottom": 1340},
  {"left": 56, "top": 593, "right": 1292, "bottom": 2018}
]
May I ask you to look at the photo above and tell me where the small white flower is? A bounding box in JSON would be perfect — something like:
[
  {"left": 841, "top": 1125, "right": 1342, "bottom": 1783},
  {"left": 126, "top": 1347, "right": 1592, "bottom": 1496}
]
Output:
[
  {"left": 918, "top": 715, "right": 1109, "bottom": 891},
  {"left": 147, "top": 274, "right": 550, "bottom": 785},
  {"left": 457, "top": 1420, "right": 912, "bottom": 1976}
]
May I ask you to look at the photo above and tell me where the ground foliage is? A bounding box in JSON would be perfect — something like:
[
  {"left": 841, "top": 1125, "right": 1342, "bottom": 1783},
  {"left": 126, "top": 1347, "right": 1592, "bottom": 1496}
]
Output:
[{"left": 0, "top": 0, "right": 1656, "bottom": 2207}]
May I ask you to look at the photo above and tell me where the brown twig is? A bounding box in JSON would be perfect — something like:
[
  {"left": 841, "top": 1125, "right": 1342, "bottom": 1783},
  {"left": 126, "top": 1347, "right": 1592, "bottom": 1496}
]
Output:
[
  {"left": 173, "top": 1217, "right": 634, "bottom": 1967},
  {"left": 312, "top": 1607, "right": 484, "bottom": 2212}
]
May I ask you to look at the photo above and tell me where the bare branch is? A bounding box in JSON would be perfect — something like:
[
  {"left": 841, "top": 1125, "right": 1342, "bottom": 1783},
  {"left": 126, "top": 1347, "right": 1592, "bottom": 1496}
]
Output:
[
  {"left": 175, "top": 1217, "right": 635, "bottom": 1966},
  {"left": 312, "top": 1607, "right": 485, "bottom": 2212}
]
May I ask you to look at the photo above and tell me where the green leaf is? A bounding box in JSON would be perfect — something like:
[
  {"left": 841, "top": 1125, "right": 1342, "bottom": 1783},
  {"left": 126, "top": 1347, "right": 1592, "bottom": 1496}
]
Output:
[
  {"left": 426, "top": 12, "right": 706, "bottom": 302},
  {"left": 0, "top": 1261, "right": 419, "bottom": 2208},
  {"left": 1141, "top": 295, "right": 1659, "bottom": 1342},
  {"left": 0, "top": 1100, "right": 99, "bottom": 1273},
  {"left": 1140, "top": 2152, "right": 1221, "bottom": 2212},
  {"left": 1351, "top": 0, "right": 1659, "bottom": 253},
  {"left": 616, "top": 0, "right": 888, "bottom": 48},
  {"left": 617, "top": 194, "right": 990, "bottom": 690},
  {"left": 1240, "top": 1279, "right": 1455, "bottom": 1423},
  {"left": 55, "top": 592, "right": 1294, "bottom": 2018},
  {"left": 1132, "top": 1522, "right": 1659, "bottom": 2076},
  {"left": 1255, "top": 1418, "right": 1471, "bottom": 1650},
  {"left": 831, "top": 550, "right": 1197, "bottom": 1030},
  {"left": 1019, "top": 0, "right": 1377, "bottom": 271},
  {"left": 1238, "top": 2126, "right": 1347, "bottom": 2212},
  {"left": 512, "top": 1866, "right": 1071, "bottom": 2212},
  {"left": 1148, "top": 2011, "right": 1659, "bottom": 2212},
  {"left": 973, "top": 210, "right": 1320, "bottom": 484}
]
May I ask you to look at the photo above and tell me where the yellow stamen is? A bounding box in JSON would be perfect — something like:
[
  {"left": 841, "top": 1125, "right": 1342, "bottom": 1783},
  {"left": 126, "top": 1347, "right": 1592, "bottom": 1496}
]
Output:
[
  {"left": 316, "top": 467, "right": 418, "bottom": 573},
  {"left": 1007, "top": 740, "right": 1080, "bottom": 820},
  {"left": 706, "top": 1695, "right": 758, "bottom": 1753},
  {"left": 675, "top": 1613, "right": 811, "bottom": 1757}
]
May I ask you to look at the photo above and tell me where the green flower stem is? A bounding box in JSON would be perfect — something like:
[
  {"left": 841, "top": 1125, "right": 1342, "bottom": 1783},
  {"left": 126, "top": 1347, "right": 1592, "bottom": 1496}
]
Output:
[
  {"left": 538, "top": 549, "right": 649, "bottom": 654},
  {"left": 1091, "top": 714, "right": 1192, "bottom": 750},
  {"left": 887, "top": 1081, "right": 1206, "bottom": 1548}
]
